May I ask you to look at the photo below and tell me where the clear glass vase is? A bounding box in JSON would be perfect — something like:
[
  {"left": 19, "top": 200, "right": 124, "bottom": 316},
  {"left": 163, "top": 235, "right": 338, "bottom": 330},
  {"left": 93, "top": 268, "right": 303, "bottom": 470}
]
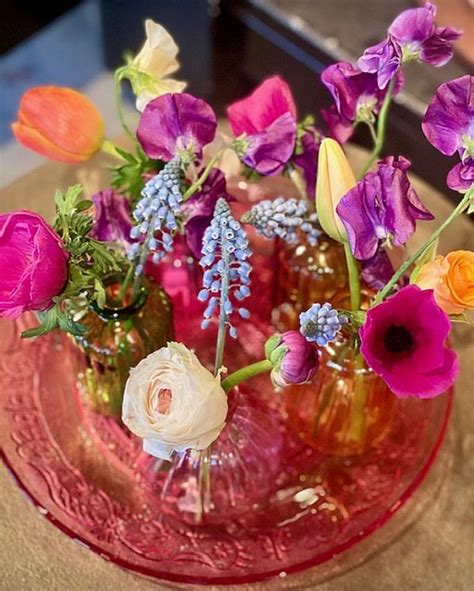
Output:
[
  {"left": 137, "top": 386, "right": 284, "bottom": 525},
  {"left": 73, "top": 276, "right": 173, "bottom": 419},
  {"left": 272, "top": 234, "right": 348, "bottom": 331}
]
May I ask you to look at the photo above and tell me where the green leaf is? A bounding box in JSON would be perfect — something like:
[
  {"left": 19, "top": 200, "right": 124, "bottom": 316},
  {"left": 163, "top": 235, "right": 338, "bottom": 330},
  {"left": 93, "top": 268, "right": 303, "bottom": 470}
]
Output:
[
  {"left": 75, "top": 200, "right": 93, "bottom": 212},
  {"left": 21, "top": 307, "right": 60, "bottom": 338}
]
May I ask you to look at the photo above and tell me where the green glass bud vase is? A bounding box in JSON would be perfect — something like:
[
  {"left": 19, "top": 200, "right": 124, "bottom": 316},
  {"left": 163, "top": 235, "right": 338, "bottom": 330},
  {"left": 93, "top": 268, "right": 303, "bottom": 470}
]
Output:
[{"left": 73, "top": 275, "right": 173, "bottom": 420}]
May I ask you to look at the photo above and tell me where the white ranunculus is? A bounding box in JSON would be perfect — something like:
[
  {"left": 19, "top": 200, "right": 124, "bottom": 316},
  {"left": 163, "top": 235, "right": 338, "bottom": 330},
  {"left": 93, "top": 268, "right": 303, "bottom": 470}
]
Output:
[
  {"left": 122, "top": 342, "right": 228, "bottom": 460},
  {"left": 130, "top": 19, "right": 186, "bottom": 112}
]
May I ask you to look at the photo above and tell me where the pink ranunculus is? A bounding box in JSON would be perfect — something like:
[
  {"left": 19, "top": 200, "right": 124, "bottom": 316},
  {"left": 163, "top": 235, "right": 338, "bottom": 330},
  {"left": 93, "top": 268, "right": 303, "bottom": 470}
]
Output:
[
  {"left": 266, "top": 331, "right": 318, "bottom": 387},
  {"left": 360, "top": 285, "right": 459, "bottom": 398},
  {"left": 227, "top": 76, "right": 298, "bottom": 176},
  {"left": 0, "top": 211, "right": 68, "bottom": 319}
]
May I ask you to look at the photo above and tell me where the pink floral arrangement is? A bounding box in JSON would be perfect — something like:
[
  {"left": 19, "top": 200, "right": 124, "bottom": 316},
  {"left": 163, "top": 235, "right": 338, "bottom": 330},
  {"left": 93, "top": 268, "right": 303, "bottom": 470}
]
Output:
[{"left": 2, "top": 3, "right": 473, "bottom": 462}]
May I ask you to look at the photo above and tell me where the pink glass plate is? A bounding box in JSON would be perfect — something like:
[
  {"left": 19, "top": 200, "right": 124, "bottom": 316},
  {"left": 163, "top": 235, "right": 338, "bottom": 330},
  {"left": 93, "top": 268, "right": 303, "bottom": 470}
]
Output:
[{"left": 0, "top": 258, "right": 453, "bottom": 588}]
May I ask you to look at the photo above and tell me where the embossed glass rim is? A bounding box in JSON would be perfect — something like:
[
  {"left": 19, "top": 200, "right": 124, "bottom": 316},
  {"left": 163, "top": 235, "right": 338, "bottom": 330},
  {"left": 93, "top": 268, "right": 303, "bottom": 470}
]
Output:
[{"left": 0, "top": 388, "right": 453, "bottom": 587}]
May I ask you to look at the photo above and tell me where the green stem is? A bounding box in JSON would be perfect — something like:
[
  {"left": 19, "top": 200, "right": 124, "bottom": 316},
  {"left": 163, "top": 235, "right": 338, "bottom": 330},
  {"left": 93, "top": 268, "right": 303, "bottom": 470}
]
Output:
[
  {"left": 374, "top": 188, "right": 473, "bottom": 305},
  {"left": 367, "top": 122, "right": 377, "bottom": 146},
  {"left": 114, "top": 69, "right": 136, "bottom": 142},
  {"left": 183, "top": 152, "right": 222, "bottom": 201},
  {"left": 118, "top": 263, "right": 135, "bottom": 303},
  {"left": 343, "top": 241, "right": 361, "bottom": 311},
  {"left": 214, "top": 250, "right": 230, "bottom": 375},
  {"left": 221, "top": 359, "right": 273, "bottom": 393},
  {"left": 288, "top": 166, "right": 307, "bottom": 200},
  {"left": 101, "top": 139, "right": 126, "bottom": 161},
  {"left": 359, "top": 79, "right": 395, "bottom": 178},
  {"left": 348, "top": 352, "right": 368, "bottom": 442}
]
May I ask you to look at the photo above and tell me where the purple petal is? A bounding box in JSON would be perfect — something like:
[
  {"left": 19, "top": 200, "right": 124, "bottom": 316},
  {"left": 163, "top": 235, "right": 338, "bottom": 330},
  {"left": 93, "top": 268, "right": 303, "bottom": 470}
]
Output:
[
  {"left": 242, "top": 112, "right": 297, "bottom": 175},
  {"left": 337, "top": 157, "right": 433, "bottom": 260},
  {"left": 388, "top": 2, "right": 436, "bottom": 43},
  {"left": 137, "top": 93, "right": 217, "bottom": 161},
  {"left": 292, "top": 128, "right": 322, "bottom": 198},
  {"left": 90, "top": 189, "right": 133, "bottom": 245},
  {"left": 422, "top": 75, "right": 473, "bottom": 156},
  {"left": 361, "top": 250, "right": 394, "bottom": 290},
  {"left": 321, "top": 106, "right": 354, "bottom": 144},
  {"left": 420, "top": 26, "right": 461, "bottom": 66},
  {"left": 358, "top": 40, "right": 402, "bottom": 90},
  {"left": 447, "top": 159, "right": 474, "bottom": 191}
]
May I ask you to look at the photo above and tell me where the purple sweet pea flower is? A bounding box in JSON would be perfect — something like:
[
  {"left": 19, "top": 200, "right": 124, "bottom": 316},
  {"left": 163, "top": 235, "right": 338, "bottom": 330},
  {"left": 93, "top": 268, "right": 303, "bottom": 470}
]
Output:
[
  {"left": 359, "top": 3, "right": 461, "bottom": 89},
  {"left": 336, "top": 156, "right": 434, "bottom": 260},
  {"left": 266, "top": 331, "right": 318, "bottom": 388},
  {"left": 358, "top": 39, "right": 402, "bottom": 90},
  {"left": 227, "top": 76, "right": 297, "bottom": 176},
  {"left": 137, "top": 93, "right": 217, "bottom": 162},
  {"left": 388, "top": 2, "right": 461, "bottom": 67},
  {"left": 90, "top": 189, "right": 133, "bottom": 247},
  {"left": 321, "top": 61, "right": 404, "bottom": 129},
  {"left": 422, "top": 75, "right": 474, "bottom": 191},
  {"left": 182, "top": 168, "right": 233, "bottom": 258},
  {"left": 292, "top": 127, "right": 323, "bottom": 198}
]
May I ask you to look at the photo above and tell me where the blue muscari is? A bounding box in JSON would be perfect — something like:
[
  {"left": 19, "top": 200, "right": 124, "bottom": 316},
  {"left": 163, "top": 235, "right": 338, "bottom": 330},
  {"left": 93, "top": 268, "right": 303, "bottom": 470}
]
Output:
[
  {"left": 299, "top": 302, "right": 347, "bottom": 347},
  {"left": 244, "top": 197, "right": 320, "bottom": 246},
  {"left": 127, "top": 160, "right": 182, "bottom": 275},
  {"left": 198, "top": 198, "right": 251, "bottom": 338}
]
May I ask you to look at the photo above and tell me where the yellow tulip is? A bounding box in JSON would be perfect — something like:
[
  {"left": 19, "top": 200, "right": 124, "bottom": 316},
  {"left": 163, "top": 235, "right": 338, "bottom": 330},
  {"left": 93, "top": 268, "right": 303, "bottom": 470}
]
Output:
[{"left": 315, "top": 138, "right": 356, "bottom": 243}]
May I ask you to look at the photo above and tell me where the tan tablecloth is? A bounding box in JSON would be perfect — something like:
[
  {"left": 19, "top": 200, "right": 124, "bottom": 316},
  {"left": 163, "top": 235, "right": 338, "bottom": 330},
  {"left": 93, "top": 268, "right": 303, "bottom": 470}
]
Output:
[{"left": 0, "top": 146, "right": 473, "bottom": 590}]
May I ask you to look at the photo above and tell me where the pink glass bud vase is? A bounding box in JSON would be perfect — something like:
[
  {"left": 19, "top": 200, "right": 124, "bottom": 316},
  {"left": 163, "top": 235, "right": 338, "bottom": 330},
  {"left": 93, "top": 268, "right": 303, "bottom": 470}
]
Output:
[{"left": 137, "top": 386, "right": 284, "bottom": 525}]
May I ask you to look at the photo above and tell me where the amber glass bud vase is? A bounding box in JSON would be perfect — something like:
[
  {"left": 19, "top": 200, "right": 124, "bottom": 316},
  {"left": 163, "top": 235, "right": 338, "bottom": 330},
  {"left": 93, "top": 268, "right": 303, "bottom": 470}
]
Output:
[
  {"left": 285, "top": 290, "right": 396, "bottom": 456},
  {"left": 272, "top": 234, "right": 348, "bottom": 331},
  {"left": 73, "top": 276, "right": 173, "bottom": 419}
]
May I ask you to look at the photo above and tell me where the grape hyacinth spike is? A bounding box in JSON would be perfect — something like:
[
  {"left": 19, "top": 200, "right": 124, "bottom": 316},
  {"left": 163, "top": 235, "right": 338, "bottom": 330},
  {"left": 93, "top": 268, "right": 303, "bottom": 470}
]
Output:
[
  {"left": 127, "top": 159, "right": 183, "bottom": 276},
  {"left": 242, "top": 197, "right": 321, "bottom": 245},
  {"left": 198, "top": 198, "right": 252, "bottom": 342}
]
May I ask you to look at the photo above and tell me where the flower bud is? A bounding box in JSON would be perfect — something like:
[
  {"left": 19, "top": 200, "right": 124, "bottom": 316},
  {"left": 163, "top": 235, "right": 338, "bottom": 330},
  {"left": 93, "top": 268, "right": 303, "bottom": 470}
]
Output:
[
  {"left": 12, "top": 87, "right": 104, "bottom": 163},
  {"left": 315, "top": 138, "right": 356, "bottom": 243},
  {"left": 265, "top": 331, "right": 318, "bottom": 387}
]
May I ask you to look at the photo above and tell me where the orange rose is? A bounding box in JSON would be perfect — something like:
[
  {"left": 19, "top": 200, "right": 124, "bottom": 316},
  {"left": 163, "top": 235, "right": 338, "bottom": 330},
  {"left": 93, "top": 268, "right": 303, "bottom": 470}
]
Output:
[
  {"left": 12, "top": 87, "right": 104, "bottom": 163},
  {"left": 416, "top": 250, "right": 474, "bottom": 314}
]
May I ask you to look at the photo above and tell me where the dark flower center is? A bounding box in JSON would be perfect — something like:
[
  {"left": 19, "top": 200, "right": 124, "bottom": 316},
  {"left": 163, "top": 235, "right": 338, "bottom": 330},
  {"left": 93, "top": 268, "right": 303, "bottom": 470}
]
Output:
[{"left": 384, "top": 325, "right": 414, "bottom": 354}]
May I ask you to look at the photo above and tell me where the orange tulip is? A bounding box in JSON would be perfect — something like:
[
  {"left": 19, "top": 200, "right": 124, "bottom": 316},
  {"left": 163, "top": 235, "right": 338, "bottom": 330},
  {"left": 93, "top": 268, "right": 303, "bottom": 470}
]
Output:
[
  {"left": 416, "top": 250, "right": 474, "bottom": 314},
  {"left": 12, "top": 87, "right": 104, "bottom": 163}
]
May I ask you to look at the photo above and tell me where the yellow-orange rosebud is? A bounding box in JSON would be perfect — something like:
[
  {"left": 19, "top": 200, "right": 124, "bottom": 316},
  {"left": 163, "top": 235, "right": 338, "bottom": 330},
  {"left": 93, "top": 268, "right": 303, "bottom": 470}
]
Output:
[
  {"left": 416, "top": 250, "right": 474, "bottom": 314},
  {"left": 315, "top": 138, "right": 357, "bottom": 243},
  {"left": 12, "top": 87, "right": 104, "bottom": 163}
]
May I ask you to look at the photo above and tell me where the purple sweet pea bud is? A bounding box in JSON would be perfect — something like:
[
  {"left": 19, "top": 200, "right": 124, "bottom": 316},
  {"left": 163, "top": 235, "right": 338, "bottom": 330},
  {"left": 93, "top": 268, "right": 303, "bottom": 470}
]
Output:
[
  {"left": 90, "top": 189, "right": 133, "bottom": 246},
  {"left": 265, "top": 331, "right": 318, "bottom": 387},
  {"left": 337, "top": 156, "right": 434, "bottom": 260},
  {"left": 137, "top": 93, "right": 217, "bottom": 162},
  {"left": 321, "top": 62, "right": 404, "bottom": 137}
]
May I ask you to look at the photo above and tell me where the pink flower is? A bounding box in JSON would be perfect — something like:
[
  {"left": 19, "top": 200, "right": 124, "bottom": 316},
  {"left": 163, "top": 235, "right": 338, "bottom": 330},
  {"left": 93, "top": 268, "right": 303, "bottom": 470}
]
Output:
[
  {"left": 360, "top": 285, "right": 459, "bottom": 398},
  {"left": 0, "top": 211, "right": 68, "bottom": 319},
  {"left": 227, "top": 76, "right": 297, "bottom": 175}
]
